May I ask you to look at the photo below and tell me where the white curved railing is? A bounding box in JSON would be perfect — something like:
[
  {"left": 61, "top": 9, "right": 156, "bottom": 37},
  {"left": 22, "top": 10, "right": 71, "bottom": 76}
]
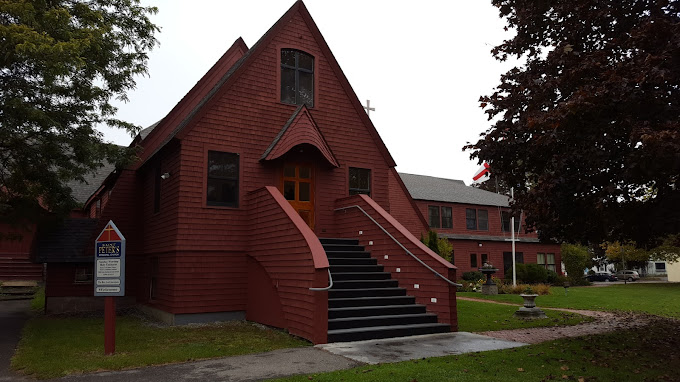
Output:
[
  {"left": 335, "top": 205, "right": 463, "bottom": 288},
  {"left": 309, "top": 269, "right": 333, "bottom": 291}
]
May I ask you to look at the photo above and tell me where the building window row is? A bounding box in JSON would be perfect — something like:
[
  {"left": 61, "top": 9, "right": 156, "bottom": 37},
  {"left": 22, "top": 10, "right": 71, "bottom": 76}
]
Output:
[
  {"left": 428, "top": 206, "right": 452, "bottom": 229},
  {"left": 537, "top": 252, "right": 556, "bottom": 272}
]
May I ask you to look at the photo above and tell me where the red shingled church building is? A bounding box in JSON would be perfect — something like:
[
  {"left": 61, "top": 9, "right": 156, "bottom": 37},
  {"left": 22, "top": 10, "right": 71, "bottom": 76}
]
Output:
[{"left": 16, "top": 1, "right": 459, "bottom": 344}]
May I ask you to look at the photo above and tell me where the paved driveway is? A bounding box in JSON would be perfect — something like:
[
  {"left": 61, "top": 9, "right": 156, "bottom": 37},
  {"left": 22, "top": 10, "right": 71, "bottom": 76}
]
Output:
[{"left": 0, "top": 300, "right": 31, "bottom": 382}]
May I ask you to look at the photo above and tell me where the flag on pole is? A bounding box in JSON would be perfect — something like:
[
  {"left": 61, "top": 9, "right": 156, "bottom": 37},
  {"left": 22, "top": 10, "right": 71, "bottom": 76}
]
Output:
[{"left": 472, "top": 162, "right": 491, "bottom": 184}]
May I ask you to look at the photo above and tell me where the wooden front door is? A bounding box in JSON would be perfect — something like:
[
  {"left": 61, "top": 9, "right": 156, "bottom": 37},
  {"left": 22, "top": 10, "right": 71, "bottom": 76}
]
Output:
[{"left": 282, "top": 163, "right": 314, "bottom": 229}]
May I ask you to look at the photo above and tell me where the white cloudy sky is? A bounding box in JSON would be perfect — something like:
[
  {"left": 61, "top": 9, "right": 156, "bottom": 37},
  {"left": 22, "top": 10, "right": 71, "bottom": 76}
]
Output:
[{"left": 100, "top": 1, "right": 518, "bottom": 184}]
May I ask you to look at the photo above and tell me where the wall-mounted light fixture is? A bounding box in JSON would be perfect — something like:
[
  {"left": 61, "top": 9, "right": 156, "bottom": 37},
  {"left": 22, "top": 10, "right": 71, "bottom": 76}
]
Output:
[
  {"left": 160, "top": 172, "right": 171, "bottom": 180},
  {"left": 478, "top": 242, "right": 483, "bottom": 247}
]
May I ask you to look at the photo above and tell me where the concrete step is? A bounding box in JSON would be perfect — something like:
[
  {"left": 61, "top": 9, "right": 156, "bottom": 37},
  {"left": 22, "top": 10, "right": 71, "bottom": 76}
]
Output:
[{"left": 327, "top": 323, "right": 450, "bottom": 343}]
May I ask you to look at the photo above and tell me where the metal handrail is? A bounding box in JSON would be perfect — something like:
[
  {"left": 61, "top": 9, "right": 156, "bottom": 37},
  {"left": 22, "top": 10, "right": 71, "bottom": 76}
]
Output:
[
  {"left": 335, "top": 205, "right": 463, "bottom": 288},
  {"left": 309, "top": 269, "right": 334, "bottom": 291}
]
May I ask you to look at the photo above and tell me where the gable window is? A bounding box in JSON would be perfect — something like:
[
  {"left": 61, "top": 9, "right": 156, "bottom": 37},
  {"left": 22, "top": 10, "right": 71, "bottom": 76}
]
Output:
[
  {"left": 349, "top": 167, "right": 371, "bottom": 196},
  {"left": 281, "top": 49, "right": 314, "bottom": 107},
  {"left": 501, "top": 211, "right": 521, "bottom": 232},
  {"left": 466, "top": 208, "right": 477, "bottom": 230},
  {"left": 441, "top": 206, "right": 453, "bottom": 228},
  {"left": 537, "top": 253, "right": 556, "bottom": 272},
  {"left": 207, "top": 151, "right": 239, "bottom": 207},
  {"left": 428, "top": 206, "right": 440, "bottom": 228}
]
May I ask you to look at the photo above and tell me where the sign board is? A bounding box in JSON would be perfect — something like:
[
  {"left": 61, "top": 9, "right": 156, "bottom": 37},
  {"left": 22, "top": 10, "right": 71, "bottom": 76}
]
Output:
[{"left": 94, "top": 221, "right": 126, "bottom": 297}]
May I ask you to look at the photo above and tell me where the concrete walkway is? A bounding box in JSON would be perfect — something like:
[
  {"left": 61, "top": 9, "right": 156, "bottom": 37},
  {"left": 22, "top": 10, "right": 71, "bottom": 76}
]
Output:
[
  {"left": 55, "top": 333, "right": 524, "bottom": 381},
  {"left": 0, "top": 300, "right": 31, "bottom": 382}
]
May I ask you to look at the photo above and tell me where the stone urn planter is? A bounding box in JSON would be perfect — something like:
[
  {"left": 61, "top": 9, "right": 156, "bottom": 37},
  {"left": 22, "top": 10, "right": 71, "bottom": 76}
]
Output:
[
  {"left": 514, "top": 293, "right": 547, "bottom": 319},
  {"left": 479, "top": 267, "right": 499, "bottom": 295}
]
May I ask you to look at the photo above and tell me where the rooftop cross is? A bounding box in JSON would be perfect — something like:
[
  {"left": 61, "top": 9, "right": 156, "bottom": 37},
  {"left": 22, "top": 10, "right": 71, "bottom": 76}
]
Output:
[{"left": 363, "top": 100, "right": 375, "bottom": 116}]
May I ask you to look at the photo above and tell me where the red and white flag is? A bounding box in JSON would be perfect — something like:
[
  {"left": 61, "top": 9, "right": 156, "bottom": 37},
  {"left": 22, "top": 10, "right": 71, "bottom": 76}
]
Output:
[{"left": 472, "top": 162, "right": 490, "bottom": 184}]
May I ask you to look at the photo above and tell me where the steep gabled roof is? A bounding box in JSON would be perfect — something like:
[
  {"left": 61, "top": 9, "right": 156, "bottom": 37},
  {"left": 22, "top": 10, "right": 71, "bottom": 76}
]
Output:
[
  {"left": 261, "top": 105, "right": 339, "bottom": 167},
  {"left": 134, "top": 37, "right": 250, "bottom": 168},
  {"left": 134, "top": 1, "right": 396, "bottom": 170},
  {"left": 399, "top": 172, "right": 510, "bottom": 207}
]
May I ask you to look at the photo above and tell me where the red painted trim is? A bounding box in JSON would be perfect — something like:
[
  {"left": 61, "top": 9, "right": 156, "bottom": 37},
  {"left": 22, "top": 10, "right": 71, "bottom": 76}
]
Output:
[
  {"left": 343, "top": 194, "right": 455, "bottom": 270},
  {"left": 389, "top": 167, "right": 429, "bottom": 231},
  {"left": 262, "top": 186, "right": 328, "bottom": 269},
  {"left": 296, "top": 2, "right": 397, "bottom": 168},
  {"left": 134, "top": 36, "right": 250, "bottom": 169}
]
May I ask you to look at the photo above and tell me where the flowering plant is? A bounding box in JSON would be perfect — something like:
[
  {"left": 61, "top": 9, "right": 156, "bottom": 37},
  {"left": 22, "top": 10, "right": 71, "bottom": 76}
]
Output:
[{"left": 480, "top": 263, "right": 497, "bottom": 269}]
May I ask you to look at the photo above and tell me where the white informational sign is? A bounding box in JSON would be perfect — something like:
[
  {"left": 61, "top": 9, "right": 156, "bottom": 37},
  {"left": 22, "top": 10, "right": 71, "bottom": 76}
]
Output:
[{"left": 94, "top": 221, "right": 126, "bottom": 297}]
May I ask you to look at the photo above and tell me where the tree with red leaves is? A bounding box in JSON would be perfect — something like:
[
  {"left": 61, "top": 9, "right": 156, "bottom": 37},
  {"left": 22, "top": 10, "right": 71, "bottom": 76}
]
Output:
[{"left": 466, "top": 1, "right": 680, "bottom": 248}]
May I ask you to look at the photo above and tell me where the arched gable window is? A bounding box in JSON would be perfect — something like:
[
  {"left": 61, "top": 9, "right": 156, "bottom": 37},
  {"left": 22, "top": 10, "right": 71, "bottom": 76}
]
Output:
[{"left": 281, "top": 49, "right": 314, "bottom": 107}]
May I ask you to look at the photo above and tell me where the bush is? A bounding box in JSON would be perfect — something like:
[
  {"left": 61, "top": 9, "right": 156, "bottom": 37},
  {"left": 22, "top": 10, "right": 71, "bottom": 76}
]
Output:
[
  {"left": 562, "top": 243, "right": 592, "bottom": 286},
  {"left": 462, "top": 271, "right": 483, "bottom": 282},
  {"left": 496, "top": 279, "right": 552, "bottom": 295},
  {"left": 504, "top": 263, "right": 554, "bottom": 284}
]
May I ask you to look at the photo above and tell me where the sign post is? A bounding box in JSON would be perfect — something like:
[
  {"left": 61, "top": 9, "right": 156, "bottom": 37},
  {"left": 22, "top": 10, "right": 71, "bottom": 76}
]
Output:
[{"left": 94, "top": 221, "right": 126, "bottom": 355}]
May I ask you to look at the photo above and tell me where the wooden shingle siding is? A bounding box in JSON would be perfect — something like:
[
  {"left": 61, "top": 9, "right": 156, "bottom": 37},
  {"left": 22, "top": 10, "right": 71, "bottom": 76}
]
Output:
[
  {"left": 387, "top": 168, "right": 429, "bottom": 236},
  {"left": 247, "top": 186, "right": 328, "bottom": 343},
  {"left": 332, "top": 195, "right": 458, "bottom": 329}
]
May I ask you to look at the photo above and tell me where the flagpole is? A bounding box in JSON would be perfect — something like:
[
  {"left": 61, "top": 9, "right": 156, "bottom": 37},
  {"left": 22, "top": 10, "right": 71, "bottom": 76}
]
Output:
[{"left": 511, "top": 187, "right": 516, "bottom": 287}]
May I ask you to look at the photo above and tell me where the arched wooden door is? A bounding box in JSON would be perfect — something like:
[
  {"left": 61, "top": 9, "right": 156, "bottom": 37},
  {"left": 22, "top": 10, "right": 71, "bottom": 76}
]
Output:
[{"left": 281, "top": 163, "right": 314, "bottom": 229}]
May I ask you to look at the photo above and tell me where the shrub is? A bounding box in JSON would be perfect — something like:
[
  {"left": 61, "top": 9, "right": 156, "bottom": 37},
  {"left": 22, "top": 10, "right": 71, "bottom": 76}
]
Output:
[
  {"left": 562, "top": 243, "right": 592, "bottom": 286},
  {"left": 505, "top": 263, "right": 554, "bottom": 284},
  {"left": 497, "top": 281, "right": 552, "bottom": 295},
  {"left": 462, "top": 271, "right": 483, "bottom": 282}
]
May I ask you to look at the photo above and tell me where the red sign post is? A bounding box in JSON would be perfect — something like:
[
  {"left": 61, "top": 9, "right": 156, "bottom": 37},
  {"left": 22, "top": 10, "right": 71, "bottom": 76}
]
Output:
[{"left": 94, "top": 221, "right": 126, "bottom": 355}]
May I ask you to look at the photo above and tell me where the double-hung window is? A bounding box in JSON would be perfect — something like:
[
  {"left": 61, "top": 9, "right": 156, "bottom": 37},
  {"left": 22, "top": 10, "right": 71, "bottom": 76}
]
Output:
[
  {"left": 207, "top": 151, "right": 239, "bottom": 207},
  {"left": 466, "top": 208, "right": 477, "bottom": 230},
  {"left": 537, "top": 253, "right": 556, "bottom": 272},
  {"left": 281, "top": 49, "right": 314, "bottom": 107},
  {"left": 428, "top": 206, "right": 441, "bottom": 228},
  {"left": 441, "top": 206, "right": 453, "bottom": 228},
  {"left": 501, "top": 211, "right": 521, "bottom": 232}
]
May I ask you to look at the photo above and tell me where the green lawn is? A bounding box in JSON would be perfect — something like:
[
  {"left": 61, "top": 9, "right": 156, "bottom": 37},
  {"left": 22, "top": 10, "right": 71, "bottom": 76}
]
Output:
[
  {"left": 459, "top": 283, "right": 680, "bottom": 318},
  {"left": 11, "top": 316, "right": 309, "bottom": 379},
  {"left": 457, "top": 299, "right": 590, "bottom": 332},
  {"left": 273, "top": 318, "right": 680, "bottom": 382}
]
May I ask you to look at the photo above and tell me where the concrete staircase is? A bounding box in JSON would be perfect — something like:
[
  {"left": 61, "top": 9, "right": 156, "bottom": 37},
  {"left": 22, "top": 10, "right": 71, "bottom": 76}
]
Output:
[{"left": 320, "top": 238, "right": 449, "bottom": 342}]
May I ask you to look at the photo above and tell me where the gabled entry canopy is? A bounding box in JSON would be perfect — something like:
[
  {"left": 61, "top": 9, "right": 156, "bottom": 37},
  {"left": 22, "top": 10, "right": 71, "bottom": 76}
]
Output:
[{"left": 261, "top": 105, "right": 339, "bottom": 167}]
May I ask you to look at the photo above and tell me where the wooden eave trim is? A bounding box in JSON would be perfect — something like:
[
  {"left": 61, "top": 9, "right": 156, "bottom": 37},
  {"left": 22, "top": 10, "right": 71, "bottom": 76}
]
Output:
[
  {"left": 133, "top": 36, "right": 251, "bottom": 170},
  {"left": 169, "top": 3, "right": 303, "bottom": 144},
  {"left": 261, "top": 105, "right": 340, "bottom": 167},
  {"left": 297, "top": 2, "right": 397, "bottom": 168}
]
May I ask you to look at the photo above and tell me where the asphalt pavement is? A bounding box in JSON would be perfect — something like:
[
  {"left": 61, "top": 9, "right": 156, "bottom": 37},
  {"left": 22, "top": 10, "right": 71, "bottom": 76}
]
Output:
[{"left": 0, "top": 300, "right": 31, "bottom": 382}]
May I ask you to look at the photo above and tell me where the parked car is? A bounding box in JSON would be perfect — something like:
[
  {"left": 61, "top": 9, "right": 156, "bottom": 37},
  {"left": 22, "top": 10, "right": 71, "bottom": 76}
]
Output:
[
  {"left": 586, "top": 272, "right": 618, "bottom": 282},
  {"left": 615, "top": 270, "right": 640, "bottom": 281}
]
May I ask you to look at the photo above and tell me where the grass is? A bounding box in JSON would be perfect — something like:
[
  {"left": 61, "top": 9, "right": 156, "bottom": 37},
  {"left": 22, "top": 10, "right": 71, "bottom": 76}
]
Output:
[
  {"left": 457, "top": 299, "right": 590, "bottom": 332},
  {"left": 30, "top": 286, "right": 44, "bottom": 311},
  {"left": 458, "top": 283, "right": 680, "bottom": 318},
  {"left": 11, "top": 316, "right": 309, "bottom": 379},
  {"left": 272, "top": 318, "right": 680, "bottom": 382}
]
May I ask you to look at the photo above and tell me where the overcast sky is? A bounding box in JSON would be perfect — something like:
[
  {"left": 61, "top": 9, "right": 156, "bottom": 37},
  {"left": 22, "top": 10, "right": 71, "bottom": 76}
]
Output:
[{"left": 99, "top": 1, "right": 517, "bottom": 185}]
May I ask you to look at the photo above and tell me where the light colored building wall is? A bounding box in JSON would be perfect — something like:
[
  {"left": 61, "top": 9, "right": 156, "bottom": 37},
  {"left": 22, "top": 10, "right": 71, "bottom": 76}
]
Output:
[{"left": 667, "top": 261, "right": 680, "bottom": 283}]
